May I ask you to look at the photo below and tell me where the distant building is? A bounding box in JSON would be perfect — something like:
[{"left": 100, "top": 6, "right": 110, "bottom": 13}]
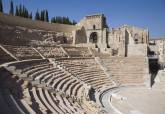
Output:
[
  {"left": 74, "top": 14, "right": 149, "bottom": 57},
  {"left": 149, "top": 38, "right": 165, "bottom": 63}
]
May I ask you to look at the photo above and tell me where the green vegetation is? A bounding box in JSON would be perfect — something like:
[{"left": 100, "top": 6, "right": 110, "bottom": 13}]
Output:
[
  {"left": 35, "top": 9, "right": 40, "bottom": 20},
  {"left": 1, "top": 0, "right": 77, "bottom": 25},
  {"left": 35, "top": 9, "right": 49, "bottom": 22},
  {"left": 45, "top": 10, "right": 49, "bottom": 22},
  {"left": 0, "top": 0, "right": 3, "bottom": 13},
  {"left": 15, "top": 4, "right": 32, "bottom": 19},
  {"left": 9, "top": 0, "right": 14, "bottom": 15},
  {"left": 51, "top": 16, "right": 77, "bottom": 25}
]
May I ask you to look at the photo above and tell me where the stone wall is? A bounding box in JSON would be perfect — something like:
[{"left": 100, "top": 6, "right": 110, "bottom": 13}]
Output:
[
  {"left": 72, "top": 27, "right": 87, "bottom": 44},
  {"left": 77, "top": 14, "right": 108, "bottom": 49},
  {"left": 149, "top": 45, "right": 159, "bottom": 54},
  {"left": 149, "top": 38, "right": 165, "bottom": 63},
  {"left": 108, "top": 28, "right": 125, "bottom": 50},
  {"left": 127, "top": 44, "right": 148, "bottom": 57},
  {"left": 121, "top": 25, "right": 149, "bottom": 44},
  {"left": 77, "top": 14, "right": 105, "bottom": 30},
  {"left": 108, "top": 25, "right": 149, "bottom": 57},
  {"left": 155, "top": 70, "right": 165, "bottom": 83}
]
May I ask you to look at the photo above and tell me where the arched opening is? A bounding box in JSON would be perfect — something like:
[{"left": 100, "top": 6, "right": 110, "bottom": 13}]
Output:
[
  {"left": 134, "top": 39, "right": 138, "bottom": 44},
  {"left": 89, "top": 32, "right": 97, "bottom": 43},
  {"left": 134, "top": 34, "right": 139, "bottom": 44}
]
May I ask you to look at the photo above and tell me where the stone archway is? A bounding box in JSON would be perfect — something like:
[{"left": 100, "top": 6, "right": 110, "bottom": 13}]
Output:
[
  {"left": 134, "top": 33, "right": 140, "bottom": 44},
  {"left": 89, "top": 32, "right": 97, "bottom": 43}
]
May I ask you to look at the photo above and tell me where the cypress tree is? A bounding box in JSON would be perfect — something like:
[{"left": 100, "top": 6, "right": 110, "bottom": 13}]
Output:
[
  {"left": 55, "top": 16, "right": 59, "bottom": 23},
  {"left": 9, "top": 0, "right": 14, "bottom": 15},
  {"left": 51, "top": 17, "right": 56, "bottom": 23},
  {"left": 25, "top": 9, "right": 28, "bottom": 18},
  {"left": 45, "top": 10, "right": 49, "bottom": 22},
  {"left": 35, "top": 10, "right": 40, "bottom": 20},
  {"left": 29, "top": 12, "right": 32, "bottom": 19},
  {"left": 51, "top": 17, "right": 53, "bottom": 23},
  {"left": 25, "top": 9, "right": 27, "bottom": 18},
  {"left": 41, "top": 10, "right": 45, "bottom": 21},
  {"left": 19, "top": 4, "right": 22, "bottom": 16},
  {"left": 72, "top": 20, "right": 77, "bottom": 25},
  {"left": 0, "top": 0, "right": 3, "bottom": 13},
  {"left": 63, "top": 17, "right": 66, "bottom": 24},
  {"left": 59, "top": 16, "right": 62, "bottom": 23},
  {"left": 62, "top": 17, "right": 65, "bottom": 24},
  {"left": 66, "top": 17, "right": 70, "bottom": 24},
  {"left": 22, "top": 5, "right": 25, "bottom": 17},
  {"left": 53, "top": 17, "right": 56, "bottom": 23},
  {"left": 15, "top": 6, "right": 18, "bottom": 16},
  {"left": 23, "top": 5, "right": 28, "bottom": 18}
]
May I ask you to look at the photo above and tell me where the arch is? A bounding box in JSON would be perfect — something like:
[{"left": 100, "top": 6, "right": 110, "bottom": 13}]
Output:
[
  {"left": 89, "top": 32, "right": 97, "bottom": 43},
  {"left": 134, "top": 33, "right": 139, "bottom": 44}
]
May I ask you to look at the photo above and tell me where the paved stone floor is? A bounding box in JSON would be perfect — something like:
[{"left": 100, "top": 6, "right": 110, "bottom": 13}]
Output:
[{"left": 111, "top": 87, "right": 165, "bottom": 114}]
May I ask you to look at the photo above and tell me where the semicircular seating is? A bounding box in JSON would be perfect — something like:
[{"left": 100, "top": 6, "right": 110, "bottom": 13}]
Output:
[
  {"left": 56, "top": 58, "right": 114, "bottom": 90},
  {"left": 0, "top": 65, "right": 100, "bottom": 114}
]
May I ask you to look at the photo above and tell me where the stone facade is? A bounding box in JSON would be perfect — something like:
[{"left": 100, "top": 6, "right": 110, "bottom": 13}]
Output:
[
  {"left": 149, "top": 38, "right": 165, "bottom": 63},
  {"left": 76, "top": 14, "right": 108, "bottom": 50},
  {"left": 74, "top": 14, "right": 149, "bottom": 57}
]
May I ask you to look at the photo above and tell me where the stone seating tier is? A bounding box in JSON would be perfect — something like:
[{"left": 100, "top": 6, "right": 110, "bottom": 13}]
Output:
[
  {"left": 36, "top": 46, "right": 67, "bottom": 58},
  {"left": 6, "top": 59, "right": 88, "bottom": 99},
  {"left": 101, "top": 57, "right": 147, "bottom": 85},
  {"left": 2, "top": 45, "right": 42, "bottom": 60},
  {"left": 57, "top": 58, "right": 114, "bottom": 90},
  {"left": 0, "top": 66, "right": 99, "bottom": 114},
  {"left": 63, "top": 47, "right": 92, "bottom": 57},
  {"left": 0, "top": 47, "right": 15, "bottom": 64}
]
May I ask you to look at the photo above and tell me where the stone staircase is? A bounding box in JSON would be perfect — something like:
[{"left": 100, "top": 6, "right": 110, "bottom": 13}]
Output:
[{"left": 100, "top": 57, "right": 149, "bottom": 86}]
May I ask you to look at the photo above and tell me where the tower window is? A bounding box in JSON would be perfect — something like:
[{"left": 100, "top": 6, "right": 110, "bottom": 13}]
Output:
[{"left": 93, "top": 25, "right": 96, "bottom": 30}]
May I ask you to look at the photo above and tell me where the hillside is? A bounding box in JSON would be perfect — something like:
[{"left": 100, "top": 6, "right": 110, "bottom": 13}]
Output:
[
  {"left": 0, "top": 13, "right": 79, "bottom": 33},
  {"left": 0, "top": 13, "right": 77, "bottom": 45}
]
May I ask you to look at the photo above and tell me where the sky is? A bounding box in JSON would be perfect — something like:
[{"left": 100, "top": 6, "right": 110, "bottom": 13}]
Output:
[{"left": 2, "top": 0, "right": 165, "bottom": 38}]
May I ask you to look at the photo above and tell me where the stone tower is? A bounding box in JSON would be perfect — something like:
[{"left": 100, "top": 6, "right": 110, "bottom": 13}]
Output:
[{"left": 76, "top": 14, "right": 108, "bottom": 51}]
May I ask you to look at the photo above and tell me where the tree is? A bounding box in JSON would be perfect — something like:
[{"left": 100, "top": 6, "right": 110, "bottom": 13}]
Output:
[
  {"left": 63, "top": 17, "right": 68, "bottom": 24},
  {"left": 15, "top": 6, "right": 18, "bottom": 16},
  {"left": 22, "top": 5, "right": 28, "bottom": 18},
  {"left": 19, "top": 4, "right": 22, "bottom": 16},
  {"left": 45, "top": 10, "right": 49, "bottom": 22},
  {"left": 40, "top": 10, "right": 45, "bottom": 21},
  {"left": 35, "top": 9, "right": 40, "bottom": 20},
  {"left": 50, "top": 16, "right": 76, "bottom": 25},
  {"left": 29, "top": 12, "right": 32, "bottom": 19},
  {"left": 9, "top": 0, "right": 14, "bottom": 15},
  {"left": 72, "top": 20, "right": 77, "bottom": 25},
  {"left": 51, "top": 17, "right": 56, "bottom": 23},
  {"left": 0, "top": 0, "right": 3, "bottom": 13},
  {"left": 66, "top": 17, "right": 70, "bottom": 24}
]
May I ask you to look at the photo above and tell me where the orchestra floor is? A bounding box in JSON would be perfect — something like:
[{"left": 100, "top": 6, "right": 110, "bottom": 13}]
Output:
[{"left": 111, "top": 86, "right": 165, "bottom": 114}]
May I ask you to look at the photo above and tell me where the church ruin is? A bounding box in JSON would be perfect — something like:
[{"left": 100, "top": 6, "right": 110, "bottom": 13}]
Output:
[{"left": 73, "top": 14, "right": 149, "bottom": 57}]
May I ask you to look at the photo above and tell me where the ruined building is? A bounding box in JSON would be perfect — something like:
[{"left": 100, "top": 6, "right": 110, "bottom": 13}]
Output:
[{"left": 73, "top": 14, "right": 149, "bottom": 57}]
